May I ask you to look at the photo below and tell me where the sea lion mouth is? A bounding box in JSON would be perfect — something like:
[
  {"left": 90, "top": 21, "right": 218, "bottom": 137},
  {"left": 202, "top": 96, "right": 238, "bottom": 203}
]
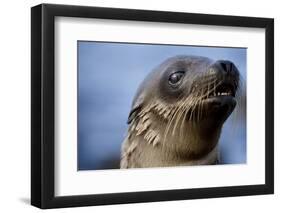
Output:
[
  {"left": 188, "top": 80, "right": 238, "bottom": 120},
  {"left": 201, "top": 82, "right": 237, "bottom": 108},
  {"left": 190, "top": 79, "right": 237, "bottom": 98},
  {"left": 204, "top": 83, "right": 235, "bottom": 99}
]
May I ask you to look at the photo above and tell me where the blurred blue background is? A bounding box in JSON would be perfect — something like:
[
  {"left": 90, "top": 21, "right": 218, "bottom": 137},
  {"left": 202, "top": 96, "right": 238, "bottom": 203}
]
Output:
[{"left": 78, "top": 41, "right": 247, "bottom": 170}]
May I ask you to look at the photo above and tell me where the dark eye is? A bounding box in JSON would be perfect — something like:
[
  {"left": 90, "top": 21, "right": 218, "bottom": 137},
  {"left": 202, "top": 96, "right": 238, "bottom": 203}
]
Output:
[{"left": 168, "top": 71, "right": 185, "bottom": 85}]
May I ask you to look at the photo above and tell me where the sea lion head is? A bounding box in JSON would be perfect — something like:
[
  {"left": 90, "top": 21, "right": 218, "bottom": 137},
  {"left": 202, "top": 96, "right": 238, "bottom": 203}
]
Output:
[{"left": 127, "top": 55, "right": 240, "bottom": 158}]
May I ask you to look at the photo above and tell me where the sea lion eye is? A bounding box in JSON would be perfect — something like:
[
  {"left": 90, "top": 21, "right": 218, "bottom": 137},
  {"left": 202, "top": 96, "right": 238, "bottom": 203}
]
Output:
[{"left": 168, "top": 71, "right": 185, "bottom": 85}]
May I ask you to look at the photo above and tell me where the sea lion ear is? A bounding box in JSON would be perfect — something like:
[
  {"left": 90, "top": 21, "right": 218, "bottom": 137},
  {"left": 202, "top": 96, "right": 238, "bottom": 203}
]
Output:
[
  {"left": 127, "top": 106, "right": 141, "bottom": 124},
  {"left": 127, "top": 94, "right": 144, "bottom": 124}
]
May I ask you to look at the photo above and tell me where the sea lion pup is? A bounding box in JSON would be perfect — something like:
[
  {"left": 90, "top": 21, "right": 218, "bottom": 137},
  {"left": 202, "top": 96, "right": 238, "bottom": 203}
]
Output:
[{"left": 121, "top": 55, "right": 240, "bottom": 168}]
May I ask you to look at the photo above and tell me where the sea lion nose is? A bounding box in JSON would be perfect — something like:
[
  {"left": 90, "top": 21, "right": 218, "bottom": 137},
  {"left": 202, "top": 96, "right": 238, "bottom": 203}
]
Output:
[{"left": 217, "top": 60, "right": 236, "bottom": 75}]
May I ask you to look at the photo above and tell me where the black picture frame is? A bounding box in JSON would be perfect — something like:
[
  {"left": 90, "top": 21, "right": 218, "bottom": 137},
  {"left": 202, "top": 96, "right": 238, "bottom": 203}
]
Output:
[{"left": 31, "top": 3, "right": 274, "bottom": 209}]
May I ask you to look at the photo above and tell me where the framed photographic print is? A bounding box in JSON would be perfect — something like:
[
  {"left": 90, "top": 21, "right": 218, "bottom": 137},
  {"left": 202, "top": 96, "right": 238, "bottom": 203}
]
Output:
[{"left": 31, "top": 3, "right": 274, "bottom": 209}]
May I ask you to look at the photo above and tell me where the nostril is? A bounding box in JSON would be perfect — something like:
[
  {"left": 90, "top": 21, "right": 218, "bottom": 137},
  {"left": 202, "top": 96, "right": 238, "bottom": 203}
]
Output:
[
  {"left": 219, "top": 60, "right": 234, "bottom": 73},
  {"left": 220, "top": 62, "right": 227, "bottom": 72}
]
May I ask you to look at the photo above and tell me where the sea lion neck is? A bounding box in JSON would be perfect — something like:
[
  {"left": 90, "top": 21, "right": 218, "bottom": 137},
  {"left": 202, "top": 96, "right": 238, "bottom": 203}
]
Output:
[{"left": 126, "top": 101, "right": 222, "bottom": 159}]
